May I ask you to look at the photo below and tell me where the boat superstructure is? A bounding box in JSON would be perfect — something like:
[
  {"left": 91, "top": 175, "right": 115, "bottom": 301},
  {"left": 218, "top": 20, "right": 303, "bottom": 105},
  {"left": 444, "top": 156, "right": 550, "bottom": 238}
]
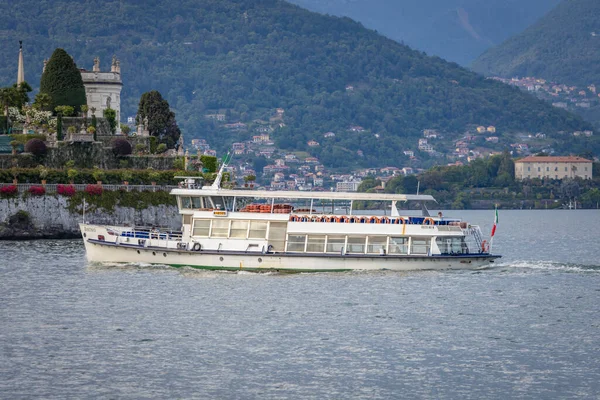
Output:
[{"left": 80, "top": 168, "right": 501, "bottom": 272}]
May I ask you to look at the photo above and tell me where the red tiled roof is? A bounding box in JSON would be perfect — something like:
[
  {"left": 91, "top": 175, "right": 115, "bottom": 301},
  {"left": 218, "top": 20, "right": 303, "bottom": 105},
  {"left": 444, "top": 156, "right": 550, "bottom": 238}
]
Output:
[{"left": 515, "top": 156, "right": 592, "bottom": 163}]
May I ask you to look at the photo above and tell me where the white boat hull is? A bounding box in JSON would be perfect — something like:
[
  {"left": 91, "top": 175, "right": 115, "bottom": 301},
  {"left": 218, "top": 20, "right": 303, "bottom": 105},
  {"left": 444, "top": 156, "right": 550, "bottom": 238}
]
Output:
[{"left": 82, "top": 237, "right": 498, "bottom": 272}]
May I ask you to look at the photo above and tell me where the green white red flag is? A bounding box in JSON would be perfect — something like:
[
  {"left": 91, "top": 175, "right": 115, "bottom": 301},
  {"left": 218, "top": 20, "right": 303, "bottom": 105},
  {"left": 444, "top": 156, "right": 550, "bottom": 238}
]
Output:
[{"left": 491, "top": 208, "right": 498, "bottom": 237}]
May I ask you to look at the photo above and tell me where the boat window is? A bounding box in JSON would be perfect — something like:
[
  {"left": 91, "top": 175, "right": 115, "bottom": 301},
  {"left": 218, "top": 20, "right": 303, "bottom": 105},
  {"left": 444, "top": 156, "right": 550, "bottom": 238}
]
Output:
[
  {"left": 192, "top": 219, "right": 210, "bottom": 237},
  {"left": 389, "top": 237, "right": 408, "bottom": 254},
  {"left": 306, "top": 235, "right": 326, "bottom": 253},
  {"left": 181, "top": 196, "right": 192, "bottom": 209},
  {"left": 367, "top": 236, "right": 387, "bottom": 254},
  {"left": 436, "top": 237, "right": 465, "bottom": 254},
  {"left": 347, "top": 236, "right": 366, "bottom": 254},
  {"left": 211, "top": 219, "right": 229, "bottom": 238},
  {"left": 287, "top": 235, "right": 306, "bottom": 252},
  {"left": 268, "top": 222, "right": 287, "bottom": 251},
  {"left": 248, "top": 221, "right": 268, "bottom": 239},
  {"left": 411, "top": 238, "right": 430, "bottom": 255},
  {"left": 326, "top": 236, "right": 345, "bottom": 253},
  {"left": 230, "top": 220, "right": 249, "bottom": 238},
  {"left": 191, "top": 197, "right": 203, "bottom": 209}
]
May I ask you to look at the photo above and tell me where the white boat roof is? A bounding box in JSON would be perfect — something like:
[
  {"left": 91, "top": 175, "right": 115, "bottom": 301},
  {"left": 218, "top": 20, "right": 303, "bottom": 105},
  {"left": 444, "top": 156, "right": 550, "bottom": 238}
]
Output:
[{"left": 170, "top": 187, "right": 436, "bottom": 202}]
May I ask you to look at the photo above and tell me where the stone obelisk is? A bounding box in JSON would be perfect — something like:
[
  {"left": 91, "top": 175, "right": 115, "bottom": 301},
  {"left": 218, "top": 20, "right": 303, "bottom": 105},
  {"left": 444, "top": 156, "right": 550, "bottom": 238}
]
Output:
[{"left": 17, "top": 41, "right": 25, "bottom": 85}]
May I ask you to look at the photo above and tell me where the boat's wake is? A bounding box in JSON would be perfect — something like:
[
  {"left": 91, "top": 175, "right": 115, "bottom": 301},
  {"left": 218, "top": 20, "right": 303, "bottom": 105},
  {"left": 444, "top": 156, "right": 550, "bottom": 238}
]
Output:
[{"left": 492, "top": 260, "right": 600, "bottom": 273}]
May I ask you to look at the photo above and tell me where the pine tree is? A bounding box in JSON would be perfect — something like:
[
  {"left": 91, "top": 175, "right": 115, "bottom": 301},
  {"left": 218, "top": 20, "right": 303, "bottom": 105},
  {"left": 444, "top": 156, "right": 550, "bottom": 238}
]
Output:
[
  {"left": 137, "top": 90, "right": 181, "bottom": 149},
  {"left": 40, "top": 48, "right": 87, "bottom": 113}
]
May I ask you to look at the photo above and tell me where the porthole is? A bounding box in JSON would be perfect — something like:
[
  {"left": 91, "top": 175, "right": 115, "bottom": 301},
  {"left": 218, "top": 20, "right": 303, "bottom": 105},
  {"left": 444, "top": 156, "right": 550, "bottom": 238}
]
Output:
[
  {"left": 137, "top": 250, "right": 140, "bottom": 254},
  {"left": 152, "top": 251, "right": 156, "bottom": 256},
  {"left": 219, "top": 256, "right": 224, "bottom": 262},
  {"left": 258, "top": 258, "right": 262, "bottom": 263},
  {"left": 163, "top": 253, "right": 167, "bottom": 257},
  {"left": 83, "top": 233, "right": 87, "bottom": 238}
]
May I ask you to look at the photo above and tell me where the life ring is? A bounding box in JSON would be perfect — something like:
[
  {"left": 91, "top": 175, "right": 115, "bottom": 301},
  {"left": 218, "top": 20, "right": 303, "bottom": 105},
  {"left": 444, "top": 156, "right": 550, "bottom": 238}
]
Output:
[
  {"left": 301, "top": 215, "right": 310, "bottom": 222},
  {"left": 338, "top": 216, "right": 348, "bottom": 223},
  {"left": 359, "top": 217, "right": 367, "bottom": 223},
  {"left": 423, "top": 217, "right": 435, "bottom": 226},
  {"left": 369, "top": 217, "right": 379, "bottom": 224},
  {"left": 349, "top": 217, "right": 358, "bottom": 223},
  {"left": 192, "top": 242, "right": 201, "bottom": 251},
  {"left": 380, "top": 217, "right": 390, "bottom": 224}
]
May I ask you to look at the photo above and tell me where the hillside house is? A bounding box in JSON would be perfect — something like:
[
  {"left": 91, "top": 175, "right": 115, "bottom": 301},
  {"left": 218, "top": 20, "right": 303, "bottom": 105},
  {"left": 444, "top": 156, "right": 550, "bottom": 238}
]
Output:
[
  {"left": 205, "top": 113, "right": 226, "bottom": 121},
  {"left": 324, "top": 132, "right": 336, "bottom": 138},
  {"left": 307, "top": 140, "right": 320, "bottom": 147},
  {"left": 349, "top": 125, "right": 365, "bottom": 132},
  {"left": 515, "top": 156, "right": 593, "bottom": 180},
  {"left": 224, "top": 122, "right": 247, "bottom": 130}
]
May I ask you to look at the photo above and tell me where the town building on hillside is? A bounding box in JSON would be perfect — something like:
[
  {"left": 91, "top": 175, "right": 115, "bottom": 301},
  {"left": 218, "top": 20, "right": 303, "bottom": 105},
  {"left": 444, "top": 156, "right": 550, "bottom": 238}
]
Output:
[
  {"left": 515, "top": 156, "right": 593, "bottom": 180},
  {"left": 78, "top": 56, "right": 123, "bottom": 134},
  {"left": 336, "top": 179, "right": 362, "bottom": 192},
  {"left": 205, "top": 113, "right": 226, "bottom": 121},
  {"left": 307, "top": 140, "right": 320, "bottom": 147}
]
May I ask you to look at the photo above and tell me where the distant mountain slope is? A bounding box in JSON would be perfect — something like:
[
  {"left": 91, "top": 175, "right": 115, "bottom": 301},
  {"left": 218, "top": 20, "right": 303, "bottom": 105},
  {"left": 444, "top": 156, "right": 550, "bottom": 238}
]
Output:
[
  {"left": 0, "top": 0, "right": 594, "bottom": 167},
  {"left": 287, "top": 0, "right": 560, "bottom": 65},
  {"left": 472, "top": 0, "right": 600, "bottom": 87}
]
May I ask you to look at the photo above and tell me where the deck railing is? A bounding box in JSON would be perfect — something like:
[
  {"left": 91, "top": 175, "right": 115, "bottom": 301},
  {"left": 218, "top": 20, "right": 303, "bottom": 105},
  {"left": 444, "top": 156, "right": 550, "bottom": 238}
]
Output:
[{"left": 1, "top": 183, "right": 178, "bottom": 193}]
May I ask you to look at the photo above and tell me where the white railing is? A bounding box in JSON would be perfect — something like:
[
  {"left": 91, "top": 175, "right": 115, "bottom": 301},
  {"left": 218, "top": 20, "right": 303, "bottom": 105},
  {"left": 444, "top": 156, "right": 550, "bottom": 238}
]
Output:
[{"left": 2, "top": 183, "right": 178, "bottom": 193}]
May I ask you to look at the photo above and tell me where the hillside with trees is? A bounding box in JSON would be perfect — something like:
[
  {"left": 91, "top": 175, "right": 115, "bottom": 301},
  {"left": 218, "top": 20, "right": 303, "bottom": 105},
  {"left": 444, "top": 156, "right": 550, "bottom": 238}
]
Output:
[
  {"left": 359, "top": 152, "right": 600, "bottom": 209},
  {"left": 472, "top": 0, "right": 600, "bottom": 87},
  {"left": 289, "top": 0, "right": 560, "bottom": 66},
  {"left": 0, "top": 0, "right": 596, "bottom": 168}
]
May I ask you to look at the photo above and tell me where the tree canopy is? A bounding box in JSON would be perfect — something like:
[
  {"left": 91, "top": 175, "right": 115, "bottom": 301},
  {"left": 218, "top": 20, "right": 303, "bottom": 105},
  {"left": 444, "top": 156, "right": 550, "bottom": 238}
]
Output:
[
  {"left": 39, "top": 48, "right": 87, "bottom": 113},
  {"left": 137, "top": 90, "right": 181, "bottom": 149}
]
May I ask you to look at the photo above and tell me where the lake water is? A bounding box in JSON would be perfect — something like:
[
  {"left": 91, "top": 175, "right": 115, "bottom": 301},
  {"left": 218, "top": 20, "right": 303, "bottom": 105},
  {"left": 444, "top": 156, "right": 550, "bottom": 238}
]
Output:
[{"left": 1, "top": 210, "right": 599, "bottom": 399}]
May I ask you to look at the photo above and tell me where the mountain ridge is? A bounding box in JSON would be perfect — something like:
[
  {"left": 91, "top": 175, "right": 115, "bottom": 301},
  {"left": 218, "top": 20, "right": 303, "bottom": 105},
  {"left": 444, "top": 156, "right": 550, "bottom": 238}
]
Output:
[
  {"left": 0, "top": 0, "right": 595, "bottom": 168},
  {"left": 472, "top": 0, "right": 600, "bottom": 87}
]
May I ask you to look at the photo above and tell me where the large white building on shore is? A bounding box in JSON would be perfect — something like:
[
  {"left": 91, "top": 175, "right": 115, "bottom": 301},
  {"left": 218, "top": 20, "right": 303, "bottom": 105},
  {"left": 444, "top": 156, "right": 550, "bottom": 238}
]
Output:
[{"left": 514, "top": 156, "right": 593, "bottom": 180}]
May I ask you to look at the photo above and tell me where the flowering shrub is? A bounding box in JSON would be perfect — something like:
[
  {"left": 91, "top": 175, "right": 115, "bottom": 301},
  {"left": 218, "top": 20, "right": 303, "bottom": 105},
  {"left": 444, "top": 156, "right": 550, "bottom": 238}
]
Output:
[
  {"left": 85, "top": 184, "right": 103, "bottom": 196},
  {"left": 57, "top": 184, "right": 76, "bottom": 197},
  {"left": 0, "top": 185, "right": 18, "bottom": 197},
  {"left": 28, "top": 185, "right": 46, "bottom": 196}
]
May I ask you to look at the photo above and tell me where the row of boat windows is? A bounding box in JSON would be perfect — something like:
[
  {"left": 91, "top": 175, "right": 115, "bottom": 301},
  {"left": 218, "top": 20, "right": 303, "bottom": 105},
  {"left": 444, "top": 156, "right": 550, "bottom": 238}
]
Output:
[
  {"left": 190, "top": 219, "right": 467, "bottom": 254},
  {"left": 192, "top": 219, "right": 286, "bottom": 239},
  {"left": 286, "top": 235, "right": 430, "bottom": 255}
]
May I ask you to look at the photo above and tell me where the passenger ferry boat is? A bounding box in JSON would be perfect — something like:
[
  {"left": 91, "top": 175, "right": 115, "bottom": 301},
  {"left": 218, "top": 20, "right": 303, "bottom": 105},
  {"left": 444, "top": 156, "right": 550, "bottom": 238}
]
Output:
[{"left": 80, "top": 166, "right": 500, "bottom": 272}]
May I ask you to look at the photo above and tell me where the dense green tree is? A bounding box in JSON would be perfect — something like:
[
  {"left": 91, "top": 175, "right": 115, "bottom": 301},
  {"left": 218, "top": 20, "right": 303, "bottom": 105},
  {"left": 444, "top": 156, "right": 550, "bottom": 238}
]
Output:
[
  {"left": 33, "top": 92, "right": 52, "bottom": 111},
  {"left": 137, "top": 91, "right": 180, "bottom": 149},
  {"left": 39, "top": 48, "right": 87, "bottom": 113}
]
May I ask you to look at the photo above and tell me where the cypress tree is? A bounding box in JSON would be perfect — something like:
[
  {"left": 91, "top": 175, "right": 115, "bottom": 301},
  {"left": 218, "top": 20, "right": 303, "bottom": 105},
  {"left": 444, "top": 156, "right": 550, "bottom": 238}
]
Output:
[
  {"left": 40, "top": 48, "right": 87, "bottom": 113},
  {"left": 137, "top": 90, "right": 181, "bottom": 149}
]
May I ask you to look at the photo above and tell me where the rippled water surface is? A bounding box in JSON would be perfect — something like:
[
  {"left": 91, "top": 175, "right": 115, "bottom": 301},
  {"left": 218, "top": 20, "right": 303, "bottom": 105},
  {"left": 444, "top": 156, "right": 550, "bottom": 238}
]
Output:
[{"left": 1, "top": 210, "right": 599, "bottom": 399}]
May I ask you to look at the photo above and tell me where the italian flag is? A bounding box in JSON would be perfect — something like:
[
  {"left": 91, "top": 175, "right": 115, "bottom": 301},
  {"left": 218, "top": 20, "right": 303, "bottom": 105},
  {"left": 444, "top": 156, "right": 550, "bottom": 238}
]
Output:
[{"left": 491, "top": 208, "right": 498, "bottom": 237}]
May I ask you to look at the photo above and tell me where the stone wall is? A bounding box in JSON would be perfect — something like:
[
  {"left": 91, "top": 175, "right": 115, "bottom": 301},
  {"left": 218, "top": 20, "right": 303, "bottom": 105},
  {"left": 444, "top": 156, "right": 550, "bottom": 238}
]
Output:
[{"left": 0, "top": 196, "right": 180, "bottom": 239}]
